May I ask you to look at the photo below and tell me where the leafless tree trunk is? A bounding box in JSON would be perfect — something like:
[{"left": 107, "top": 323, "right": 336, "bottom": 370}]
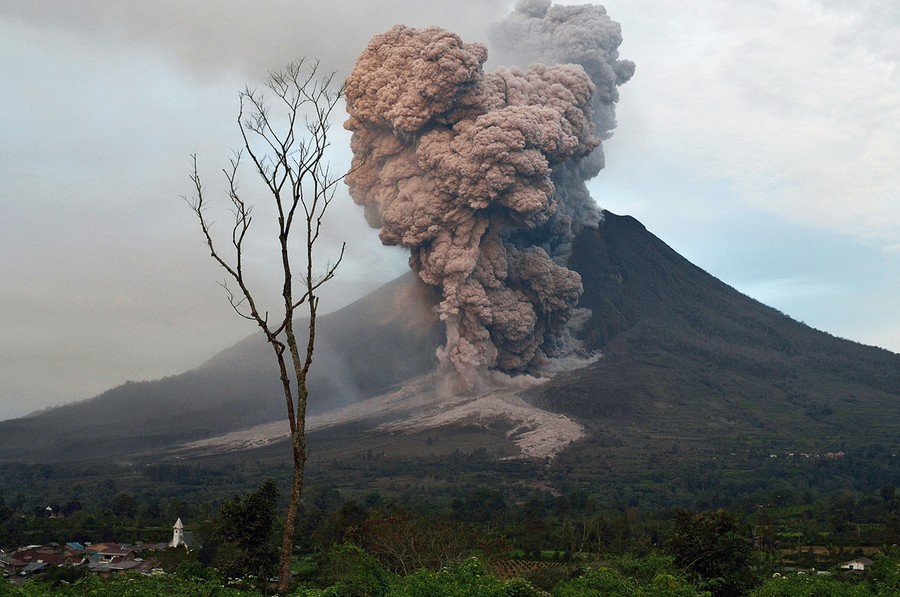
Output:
[{"left": 186, "top": 59, "right": 345, "bottom": 594}]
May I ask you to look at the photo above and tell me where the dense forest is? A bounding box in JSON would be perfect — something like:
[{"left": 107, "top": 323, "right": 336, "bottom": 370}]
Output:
[{"left": 3, "top": 465, "right": 899, "bottom": 595}]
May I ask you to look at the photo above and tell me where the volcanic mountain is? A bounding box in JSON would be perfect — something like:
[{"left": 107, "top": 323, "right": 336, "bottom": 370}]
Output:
[
  {"left": 0, "top": 272, "right": 445, "bottom": 461},
  {"left": 1, "top": 212, "right": 898, "bottom": 467}
]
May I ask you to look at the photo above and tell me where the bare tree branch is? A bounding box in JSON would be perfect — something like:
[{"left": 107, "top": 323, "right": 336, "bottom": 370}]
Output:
[{"left": 186, "top": 59, "right": 345, "bottom": 594}]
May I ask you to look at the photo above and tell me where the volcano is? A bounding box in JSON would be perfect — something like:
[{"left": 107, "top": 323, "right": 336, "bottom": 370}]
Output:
[{"left": 1, "top": 212, "right": 898, "bottom": 469}]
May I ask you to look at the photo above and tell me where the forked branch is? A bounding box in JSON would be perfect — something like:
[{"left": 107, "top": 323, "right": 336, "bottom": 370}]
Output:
[{"left": 185, "top": 58, "right": 345, "bottom": 594}]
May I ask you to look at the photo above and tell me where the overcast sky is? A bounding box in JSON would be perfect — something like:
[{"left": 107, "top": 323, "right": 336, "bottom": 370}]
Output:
[{"left": 2, "top": 0, "right": 898, "bottom": 421}]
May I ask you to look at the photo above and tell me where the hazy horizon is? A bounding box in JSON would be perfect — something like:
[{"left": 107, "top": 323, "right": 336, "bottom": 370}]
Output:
[{"left": 2, "top": 0, "right": 899, "bottom": 421}]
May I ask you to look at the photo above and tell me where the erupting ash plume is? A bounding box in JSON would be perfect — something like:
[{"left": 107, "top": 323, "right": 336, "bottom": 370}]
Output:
[
  {"left": 344, "top": 2, "right": 633, "bottom": 391},
  {"left": 490, "top": 0, "right": 636, "bottom": 257}
]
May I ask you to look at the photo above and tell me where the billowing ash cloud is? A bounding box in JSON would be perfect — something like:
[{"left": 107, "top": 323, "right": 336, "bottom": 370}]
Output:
[
  {"left": 344, "top": 3, "right": 632, "bottom": 391},
  {"left": 489, "top": 0, "right": 636, "bottom": 258}
]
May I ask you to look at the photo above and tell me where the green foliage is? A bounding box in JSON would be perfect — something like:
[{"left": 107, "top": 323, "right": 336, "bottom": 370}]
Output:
[
  {"left": 175, "top": 560, "right": 224, "bottom": 584},
  {"left": 388, "top": 557, "right": 540, "bottom": 597},
  {"left": 665, "top": 509, "right": 753, "bottom": 596},
  {"left": 749, "top": 574, "right": 873, "bottom": 597},
  {"left": 868, "top": 548, "right": 900, "bottom": 595},
  {"left": 15, "top": 550, "right": 900, "bottom": 597},
  {"left": 611, "top": 552, "right": 679, "bottom": 585},
  {"left": 5, "top": 481, "right": 900, "bottom": 597},
  {"left": 213, "top": 478, "right": 280, "bottom": 583},
  {"left": 553, "top": 567, "right": 633, "bottom": 597},
  {"left": 520, "top": 565, "right": 573, "bottom": 593},
  {"left": 552, "top": 566, "right": 707, "bottom": 597},
  {"left": 451, "top": 487, "right": 508, "bottom": 525},
  {"left": 2, "top": 572, "right": 264, "bottom": 596},
  {"left": 318, "top": 543, "right": 392, "bottom": 597},
  {"left": 112, "top": 493, "right": 137, "bottom": 519},
  {"left": 289, "top": 586, "right": 344, "bottom": 597},
  {"left": 32, "top": 564, "right": 90, "bottom": 587}
]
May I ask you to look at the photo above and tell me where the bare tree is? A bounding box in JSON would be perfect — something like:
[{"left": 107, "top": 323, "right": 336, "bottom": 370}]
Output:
[{"left": 186, "top": 58, "right": 345, "bottom": 594}]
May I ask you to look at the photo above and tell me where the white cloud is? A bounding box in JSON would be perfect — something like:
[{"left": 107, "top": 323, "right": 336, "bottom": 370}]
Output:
[{"left": 602, "top": 0, "right": 900, "bottom": 248}]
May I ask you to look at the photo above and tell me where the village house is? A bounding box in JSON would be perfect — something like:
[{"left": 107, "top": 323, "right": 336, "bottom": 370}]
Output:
[
  {"left": 840, "top": 557, "right": 874, "bottom": 572},
  {"left": 1, "top": 545, "right": 80, "bottom": 580},
  {"left": 1, "top": 518, "right": 186, "bottom": 581},
  {"left": 10, "top": 546, "right": 68, "bottom": 567},
  {"left": 0, "top": 553, "right": 25, "bottom": 576},
  {"left": 87, "top": 557, "right": 154, "bottom": 577},
  {"left": 90, "top": 543, "right": 136, "bottom": 565}
]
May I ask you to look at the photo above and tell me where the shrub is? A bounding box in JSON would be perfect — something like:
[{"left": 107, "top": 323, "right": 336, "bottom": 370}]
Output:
[{"left": 319, "top": 543, "right": 392, "bottom": 597}]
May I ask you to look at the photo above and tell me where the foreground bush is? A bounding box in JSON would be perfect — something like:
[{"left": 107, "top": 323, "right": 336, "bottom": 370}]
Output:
[
  {"left": 552, "top": 566, "right": 709, "bottom": 597},
  {"left": 1, "top": 572, "right": 263, "bottom": 596},
  {"left": 7, "top": 550, "right": 897, "bottom": 597},
  {"left": 1, "top": 556, "right": 695, "bottom": 597},
  {"left": 318, "top": 543, "right": 392, "bottom": 596},
  {"left": 387, "top": 558, "right": 541, "bottom": 597},
  {"left": 749, "top": 574, "right": 873, "bottom": 597}
]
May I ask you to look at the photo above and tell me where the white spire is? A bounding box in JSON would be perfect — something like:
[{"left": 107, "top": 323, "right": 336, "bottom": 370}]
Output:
[{"left": 169, "top": 517, "right": 188, "bottom": 549}]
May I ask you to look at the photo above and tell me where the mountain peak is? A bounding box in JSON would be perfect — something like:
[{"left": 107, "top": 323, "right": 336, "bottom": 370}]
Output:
[{"left": 1, "top": 213, "right": 898, "bottom": 464}]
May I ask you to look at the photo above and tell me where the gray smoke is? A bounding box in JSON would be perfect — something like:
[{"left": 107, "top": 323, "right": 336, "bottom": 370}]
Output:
[
  {"left": 344, "top": 3, "right": 632, "bottom": 391},
  {"left": 490, "top": 0, "right": 636, "bottom": 259}
]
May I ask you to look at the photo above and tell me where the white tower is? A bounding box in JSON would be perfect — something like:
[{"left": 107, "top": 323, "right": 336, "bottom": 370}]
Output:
[{"left": 168, "top": 517, "right": 188, "bottom": 549}]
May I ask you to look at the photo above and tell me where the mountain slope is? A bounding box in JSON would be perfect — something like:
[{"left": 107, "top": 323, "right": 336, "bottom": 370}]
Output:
[
  {"left": 525, "top": 212, "right": 900, "bottom": 455},
  {"left": 1, "top": 212, "right": 897, "bottom": 466},
  {"left": 0, "top": 272, "right": 443, "bottom": 461},
  {"left": 198, "top": 212, "right": 900, "bottom": 473}
]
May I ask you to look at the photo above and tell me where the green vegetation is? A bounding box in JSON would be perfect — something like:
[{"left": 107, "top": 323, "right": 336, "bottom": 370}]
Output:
[
  {"left": 5, "top": 550, "right": 900, "bottom": 596},
  {"left": 209, "top": 479, "right": 280, "bottom": 584},
  {"left": 3, "top": 570, "right": 258, "bottom": 596},
  {"left": 666, "top": 509, "right": 753, "bottom": 596},
  {"left": 3, "top": 480, "right": 900, "bottom": 596}
]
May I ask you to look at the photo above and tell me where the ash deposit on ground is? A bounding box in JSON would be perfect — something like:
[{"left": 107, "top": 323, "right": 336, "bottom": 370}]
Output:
[
  {"left": 176, "top": 373, "right": 584, "bottom": 460},
  {"left": 344, "top": 1, "right": 633, "bottom": 391}
]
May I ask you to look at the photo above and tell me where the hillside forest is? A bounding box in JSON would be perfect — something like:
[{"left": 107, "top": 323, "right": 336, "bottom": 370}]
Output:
[{"left": 2, "top": 451, "right": 900, "bottom": 595}]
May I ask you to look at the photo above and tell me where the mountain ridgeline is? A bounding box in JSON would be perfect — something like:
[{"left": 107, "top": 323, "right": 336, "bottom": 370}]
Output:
[
  {"left": 531, "top": 213, "right": 900, "bottom": 412},
  {"left": 0, "top": 273, "right": 444, "bottom": 461},
  {"left": 0, "top": 211, "right": 898, "bottom": 463}
]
